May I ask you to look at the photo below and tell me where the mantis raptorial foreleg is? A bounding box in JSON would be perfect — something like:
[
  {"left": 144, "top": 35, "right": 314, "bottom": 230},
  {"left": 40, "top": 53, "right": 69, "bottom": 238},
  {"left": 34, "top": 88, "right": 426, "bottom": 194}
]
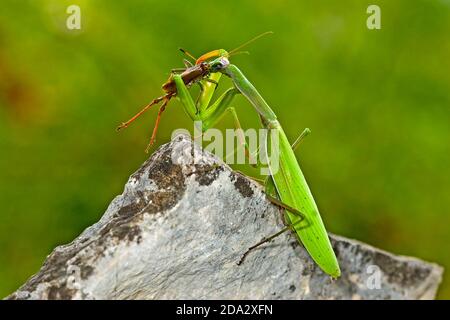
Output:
[{"left": 174, "top": 75, "right": 255, "bottom": 164}]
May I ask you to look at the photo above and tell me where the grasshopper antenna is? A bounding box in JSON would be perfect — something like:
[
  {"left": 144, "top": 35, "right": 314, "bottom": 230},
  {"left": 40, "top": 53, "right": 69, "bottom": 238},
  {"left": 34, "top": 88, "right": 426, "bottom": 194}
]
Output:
[
  {"left": 228, "top": 31, "right": 273, "bottom": 56},
  {"left": 179, "top": 48, "right": 197, "bottom": 61}
]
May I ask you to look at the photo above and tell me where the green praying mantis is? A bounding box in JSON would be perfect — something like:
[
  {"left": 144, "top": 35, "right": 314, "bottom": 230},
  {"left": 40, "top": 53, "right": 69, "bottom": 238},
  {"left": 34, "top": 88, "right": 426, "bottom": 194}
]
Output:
[{"left": 117, "top": 33, "right": 341, "bottom": 278}]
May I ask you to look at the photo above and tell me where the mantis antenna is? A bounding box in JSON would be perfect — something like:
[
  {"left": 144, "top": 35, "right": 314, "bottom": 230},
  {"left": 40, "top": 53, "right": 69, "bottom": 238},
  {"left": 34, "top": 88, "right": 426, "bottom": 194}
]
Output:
[
  {"left": 228, "top": 50, "right": 250, "bottom": 58},
  {"left": 195, "top": 31, "right": 274, "bottom": 64},
  {"left": 228, "top": 31, "right": 274, "bottom": 56}
]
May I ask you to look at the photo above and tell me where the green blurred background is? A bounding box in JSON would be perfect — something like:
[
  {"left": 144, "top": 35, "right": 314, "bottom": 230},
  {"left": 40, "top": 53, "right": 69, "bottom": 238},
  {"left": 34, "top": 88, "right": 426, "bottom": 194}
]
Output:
[{"left": 0, "top": 0, "right": 449, "bottom": 298}]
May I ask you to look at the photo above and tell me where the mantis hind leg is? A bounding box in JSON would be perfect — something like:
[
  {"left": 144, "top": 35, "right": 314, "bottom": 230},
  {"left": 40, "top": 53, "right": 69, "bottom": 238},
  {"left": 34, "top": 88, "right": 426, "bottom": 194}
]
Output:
[
  {"left": 225, "top": 107, "right": 258, "bottom": 166},
  {"left": 237, "top": 212, "right": 307, "bottom": 265}
]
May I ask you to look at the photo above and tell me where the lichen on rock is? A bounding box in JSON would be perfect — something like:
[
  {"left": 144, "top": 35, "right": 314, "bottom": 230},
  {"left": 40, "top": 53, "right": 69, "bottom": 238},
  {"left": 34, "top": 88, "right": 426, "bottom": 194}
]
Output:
[{"left": 6, "top": 134, "right": 444, "bottom": 300}]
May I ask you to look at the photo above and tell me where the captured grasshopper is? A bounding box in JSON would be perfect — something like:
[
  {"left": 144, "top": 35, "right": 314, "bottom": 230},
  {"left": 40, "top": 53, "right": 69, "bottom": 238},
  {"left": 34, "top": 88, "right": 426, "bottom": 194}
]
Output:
[{"left": 118, "top": 33, "right": 341, "bottom": 278}]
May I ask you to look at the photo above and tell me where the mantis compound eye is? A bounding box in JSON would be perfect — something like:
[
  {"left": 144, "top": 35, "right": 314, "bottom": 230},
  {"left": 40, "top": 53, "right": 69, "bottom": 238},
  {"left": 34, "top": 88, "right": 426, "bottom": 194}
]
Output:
[
  {"left": 219, "top": 57, "right": 230, "bottom": 68},
  {"left": 211, "top": 57, "right": 230, "bottom": 71}
]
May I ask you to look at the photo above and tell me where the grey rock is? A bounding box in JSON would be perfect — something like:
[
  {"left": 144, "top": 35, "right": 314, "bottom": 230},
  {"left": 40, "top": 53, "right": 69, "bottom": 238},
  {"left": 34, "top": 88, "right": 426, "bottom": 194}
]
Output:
[{"left": 6, "top": 135, "right": 443, "bottom": 300}]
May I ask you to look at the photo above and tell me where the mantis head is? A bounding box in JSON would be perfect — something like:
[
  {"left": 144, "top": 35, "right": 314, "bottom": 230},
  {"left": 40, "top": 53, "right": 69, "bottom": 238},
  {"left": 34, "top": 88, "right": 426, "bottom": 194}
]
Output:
[{"left": 209, "top": 57, "right": 230, "bottom": 73}]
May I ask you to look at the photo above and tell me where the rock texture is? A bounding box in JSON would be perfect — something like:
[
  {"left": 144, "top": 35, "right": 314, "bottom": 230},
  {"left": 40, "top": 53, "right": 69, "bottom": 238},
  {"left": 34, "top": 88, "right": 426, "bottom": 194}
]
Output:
[{"left": 7, "top": 135, "right": 443, "bottom": 300}]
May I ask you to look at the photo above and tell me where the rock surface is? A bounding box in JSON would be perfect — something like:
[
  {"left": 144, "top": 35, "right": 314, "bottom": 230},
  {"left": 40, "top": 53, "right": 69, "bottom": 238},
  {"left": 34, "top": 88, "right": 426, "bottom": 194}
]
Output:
[{"left": 7, "top": 135, "right": 443, "bottom": 300}]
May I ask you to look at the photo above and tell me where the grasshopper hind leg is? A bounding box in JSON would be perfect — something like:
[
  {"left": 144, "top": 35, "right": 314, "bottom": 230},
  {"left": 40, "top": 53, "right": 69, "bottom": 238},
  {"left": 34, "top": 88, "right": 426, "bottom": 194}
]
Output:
[
  {"left": 145, "top": 96, "right": 172, "bottom": 153},
  {"left": 116, "top": 95, "right": 168, "bottom": 132}
]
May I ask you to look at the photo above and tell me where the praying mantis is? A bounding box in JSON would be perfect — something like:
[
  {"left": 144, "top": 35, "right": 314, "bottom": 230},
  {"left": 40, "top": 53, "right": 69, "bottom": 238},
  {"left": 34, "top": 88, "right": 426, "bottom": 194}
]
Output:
[{"left": 117, "top": 34, "right": 341, "bottom": 278}]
